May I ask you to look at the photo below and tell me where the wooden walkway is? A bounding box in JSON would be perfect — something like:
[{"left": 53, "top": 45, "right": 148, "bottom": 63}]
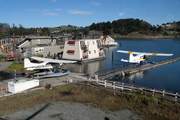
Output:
[{"left": 95, "top": 57, "right": 180, "bottom": 80}]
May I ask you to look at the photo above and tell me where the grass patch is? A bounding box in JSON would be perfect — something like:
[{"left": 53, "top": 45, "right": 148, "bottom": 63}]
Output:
[
  {"left": 0, "top": 84, "right": 179, "bottom": 120},
  {"left": 3, "top": 62, "right": 25, "bottom": 74}
]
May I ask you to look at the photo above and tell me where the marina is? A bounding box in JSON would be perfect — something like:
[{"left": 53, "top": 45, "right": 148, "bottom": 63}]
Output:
[
  {"left": 1, "top": 38, "right": 180, "bottom": 95},
  {"left": 65, "top": 38, "right": 180, "bottom": 93},
  {"left": 95, "top": 57, "right": 180, "bottom": 80}
]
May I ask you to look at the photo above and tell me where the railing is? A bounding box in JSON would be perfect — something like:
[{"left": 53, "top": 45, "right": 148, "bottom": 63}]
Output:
[{"left": 73, "top": 76, "right": 180, "bottom": 101}]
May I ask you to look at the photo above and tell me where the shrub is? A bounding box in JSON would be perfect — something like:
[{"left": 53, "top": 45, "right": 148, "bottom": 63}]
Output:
[
  {"left": 163, "top": 32, "right": 168, "bottom": 36},
  {"left": 45, "top": 83, "right": 51, "bottom": 89}
]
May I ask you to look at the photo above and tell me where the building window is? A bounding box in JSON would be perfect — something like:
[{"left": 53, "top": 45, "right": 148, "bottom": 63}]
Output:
[
  {"left": 89, "top": 51, "right": 91, "bottom": 54},
  {"left": 38, "top": 48, "right": 44, "bottom": 52},
  {"left": 35, "top": 48, "right": 39, "bottom": 53},
  {"left": 93, "top": 41, "right": 95, "bottom": 45},
  {"left": 27, "top": 49, "right": 31, "bottom": 52},
  {"left": 94, "top": 50, "right": 96, "bottom": 54},
  {"left": 69, "top": 44, "right": 75, "bottom": 46},
  {"left": 68, "top": 52, "right": 74, "bottom": 55}
]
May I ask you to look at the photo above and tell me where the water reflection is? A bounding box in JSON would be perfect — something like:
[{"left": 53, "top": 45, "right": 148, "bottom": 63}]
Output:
[{"left": 65, "top": 60, "right": 105, "bottom": 76}]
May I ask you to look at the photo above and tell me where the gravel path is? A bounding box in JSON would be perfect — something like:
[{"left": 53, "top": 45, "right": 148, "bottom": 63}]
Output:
[{"left": 2, "top": 101, "right": 144, "bottom": 120}]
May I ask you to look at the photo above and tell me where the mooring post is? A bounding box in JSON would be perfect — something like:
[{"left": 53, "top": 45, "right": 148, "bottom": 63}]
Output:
[
  {"left": 112, "top": 51, "right": 114, "bottom": 61},
  {"left": 175, "top": 92, "right": 178, "bottom": 101},
  {"left": 152, "top": 88, "right": 155, "bottom": 97},
  {"left": 113, "top": 81, "right": 115, "bottom": 89},
  {"left": 162, "top": 90, "right": 165, "bottom": 97},
  {"left": 81, "top": 58, "right": 82, "bottom": 64},
  {"left": 122, "top": 83, "right": 124, "bottom": 91},
  {"left": 105, "top": 80, "right": 107, "bottom": 87}
]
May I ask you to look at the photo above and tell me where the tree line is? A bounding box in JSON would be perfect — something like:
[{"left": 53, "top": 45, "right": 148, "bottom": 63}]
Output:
[
  {"left": 89, "top": 18, "right": 180, "bottom": 35},
  {"left": 1, "top": 19, "right": 180, "bottom": 39},
  {"left": 89, "top": 18, "right": 165, "bottom": 35},
  {"left": 0, "top": 23, "right": 51, "bottom": 39}
]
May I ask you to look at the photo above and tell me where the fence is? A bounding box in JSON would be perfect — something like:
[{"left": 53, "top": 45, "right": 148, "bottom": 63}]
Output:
[{"left": 75, "top": 76, "right": 180, "bottom": 101}]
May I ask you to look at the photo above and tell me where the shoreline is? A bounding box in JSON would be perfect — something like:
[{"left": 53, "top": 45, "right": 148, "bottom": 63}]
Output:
[{"left": 112, "top": 34, "right": 180, "bottom": 39}]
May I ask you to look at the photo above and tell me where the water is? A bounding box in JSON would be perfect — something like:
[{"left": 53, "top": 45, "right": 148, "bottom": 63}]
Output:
[{"left": 65, "top": 38, "right": 180, "bottom": 92}]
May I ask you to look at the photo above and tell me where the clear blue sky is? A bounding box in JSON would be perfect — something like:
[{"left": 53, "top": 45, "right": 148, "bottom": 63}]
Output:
[{"left": 0, "top": 0, "right": 180, "bottom": 28}]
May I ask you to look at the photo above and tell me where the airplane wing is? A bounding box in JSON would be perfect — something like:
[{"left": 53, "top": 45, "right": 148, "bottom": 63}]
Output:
[
  {"left": 31, "top": 56, "right": 77, "bottom": 63},
  {"left": 117, "top": 50, "right": 173, "bottom": 56},
  {"left": 141, "top": 53, "right": 173, "bottom": 56},
  {"left": 117, "top": 50, "right": 145, "bottom": 54}
]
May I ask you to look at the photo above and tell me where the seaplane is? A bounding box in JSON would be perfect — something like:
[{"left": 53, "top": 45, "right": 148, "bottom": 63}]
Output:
[
  {"left": 117, "top": 50, "right": 173, "bottom": 64},
  {"left": 24, "top": 56, "right": 77, "bottom": 71}
]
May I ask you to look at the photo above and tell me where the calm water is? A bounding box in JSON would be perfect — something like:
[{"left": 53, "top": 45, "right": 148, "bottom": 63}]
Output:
[{"left": 65, "top": 38, "right": 180, "bottom": 92}]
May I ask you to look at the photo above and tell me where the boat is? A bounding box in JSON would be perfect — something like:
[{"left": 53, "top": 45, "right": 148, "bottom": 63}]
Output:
[
  {"left": 32, "top": 69, "right": 70, "bottom": 78},
  {"left": 8, "top": 78, "right": 39, "bottom": 94}
]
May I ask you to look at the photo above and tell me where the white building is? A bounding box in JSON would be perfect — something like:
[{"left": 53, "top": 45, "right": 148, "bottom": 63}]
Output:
[
  {"left": 62, "top": 39, "right": 105, "bottom": 62},
  {"left": 99, "top": 35, "right": 118, "bottom": 47}
]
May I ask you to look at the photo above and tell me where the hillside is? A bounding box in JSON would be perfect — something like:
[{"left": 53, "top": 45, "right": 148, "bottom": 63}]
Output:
[{"left": 0, "top": 19, "right": 180, "bottom": 38}]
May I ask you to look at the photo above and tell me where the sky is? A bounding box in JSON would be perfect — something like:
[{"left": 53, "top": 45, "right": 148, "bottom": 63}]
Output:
[{"left": 0, "top": 0, "right": 180, "bottom": 28}]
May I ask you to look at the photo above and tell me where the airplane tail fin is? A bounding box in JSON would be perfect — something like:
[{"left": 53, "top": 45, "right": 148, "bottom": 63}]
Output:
[
  {"left": 24, "top": 57, "right": 32, "bottom": 68},
  {"left": 129, "top": 53, "right": 135, "bottom": 62}
]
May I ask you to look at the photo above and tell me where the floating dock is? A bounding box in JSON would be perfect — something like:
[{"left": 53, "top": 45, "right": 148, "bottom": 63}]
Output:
[{"left": 95, "top": 57, "right": 180, "bottom": 80}]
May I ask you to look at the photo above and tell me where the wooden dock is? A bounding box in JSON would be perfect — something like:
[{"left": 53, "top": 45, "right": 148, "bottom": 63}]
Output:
[{"left": 95, "top": 57, "right": 180, "bottom": 80}]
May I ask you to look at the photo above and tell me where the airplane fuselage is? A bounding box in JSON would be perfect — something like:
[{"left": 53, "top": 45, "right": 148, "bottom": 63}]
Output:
[{"left": 26, "top": 64, "right": 53, "bottom": 70}]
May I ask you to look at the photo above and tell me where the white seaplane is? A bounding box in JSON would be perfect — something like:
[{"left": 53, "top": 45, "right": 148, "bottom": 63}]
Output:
[
  {"left": 24, "top": 56, "right": 76, "bottom": 71},
  {"left": 117, "top": 50, "right": 173, "bottom": 64}
]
